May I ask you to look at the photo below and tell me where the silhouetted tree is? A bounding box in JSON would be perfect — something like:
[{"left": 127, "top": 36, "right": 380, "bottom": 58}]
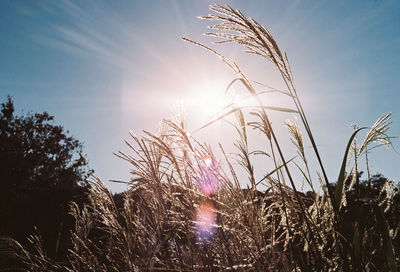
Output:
[{"left": 0, "top": 96, "right": 93, "bottom": 262}]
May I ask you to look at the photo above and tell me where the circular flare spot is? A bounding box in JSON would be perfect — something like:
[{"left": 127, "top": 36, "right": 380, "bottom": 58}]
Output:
[
  {"left": 204, "top": 157, "right": 213, "bottom": 167},
  {"left": 195, "top": 200, "right": 216, "bottom": 240}
]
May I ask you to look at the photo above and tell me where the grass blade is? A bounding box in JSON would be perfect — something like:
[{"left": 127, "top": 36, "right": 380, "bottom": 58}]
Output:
[
  {"left": 255, "top": 157, "right": 295, "bottom": 186},
  {"left": 334, "top": 127, "right": 366, "bottom": 211}
]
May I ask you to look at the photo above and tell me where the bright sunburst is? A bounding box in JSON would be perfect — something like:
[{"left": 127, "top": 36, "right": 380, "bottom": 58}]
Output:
[
  {"left": 187, "top": 79, "right": 245, "bottom": 121},
  {"left": 191, "top": 84, "right": 228, "bottom": 118}
]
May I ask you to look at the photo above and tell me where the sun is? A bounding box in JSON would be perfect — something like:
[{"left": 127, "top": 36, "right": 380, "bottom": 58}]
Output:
[
  {"left": 194, "top": 87, "right": 226, "bottom": 117},
  {"left": 188, "top": 80, "right": 243, "bottom": 120}
]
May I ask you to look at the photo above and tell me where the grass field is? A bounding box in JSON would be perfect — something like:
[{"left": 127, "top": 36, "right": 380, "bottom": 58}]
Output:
[{"left": 2, "top": 4, "right": 399, "bottom": 272}]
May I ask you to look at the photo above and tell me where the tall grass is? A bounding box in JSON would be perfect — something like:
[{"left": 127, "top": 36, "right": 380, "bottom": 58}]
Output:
[{"left": 2, "top": 4, "right": 398, "bottom": 271}]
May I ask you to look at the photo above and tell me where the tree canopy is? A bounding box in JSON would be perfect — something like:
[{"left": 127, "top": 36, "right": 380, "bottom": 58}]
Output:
[{"left": 0, "top": 96, "right": 92, "bottom": 261}]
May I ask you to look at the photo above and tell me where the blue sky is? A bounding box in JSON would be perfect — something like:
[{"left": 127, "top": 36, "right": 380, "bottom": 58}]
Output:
[{"left": 1, "top": 0, "right": 399, "bottom": 192}]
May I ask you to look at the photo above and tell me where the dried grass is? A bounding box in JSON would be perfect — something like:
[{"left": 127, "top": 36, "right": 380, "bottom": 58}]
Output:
[{"left": 1, "top": 4, "right": 398, "bottom": 272}]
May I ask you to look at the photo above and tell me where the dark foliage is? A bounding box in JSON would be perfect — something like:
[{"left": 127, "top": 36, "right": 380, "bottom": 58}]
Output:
[
  {"left": 327, "top": 172, "right": 400, "bottom": 271},
  {"left": 0, "top": 96, "right": 92, "bottom": 265}
]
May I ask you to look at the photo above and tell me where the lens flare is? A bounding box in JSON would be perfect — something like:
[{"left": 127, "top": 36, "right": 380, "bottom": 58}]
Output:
[
  {"left": 195, "top": 200, "right": 216, "bottom": 240},
  {"left": 194, "top": 157, "right": 223, "bottom": 241},
  {"left": 197, "top": 172, "right": 221, "bottom": 196},
  {"left": 196, "top": 157, "right": 221, "bottom": 196},
  {"left": 204, "top": 157, "right": 213, "bottom": 167},
  {"left": 200, "top": 179, "right": 214, "bottom": 195}
]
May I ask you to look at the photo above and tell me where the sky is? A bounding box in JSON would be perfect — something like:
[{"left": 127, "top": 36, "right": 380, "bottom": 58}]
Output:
[{"left": 1, "top": 0, "right": 399, "bottom": 193}]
